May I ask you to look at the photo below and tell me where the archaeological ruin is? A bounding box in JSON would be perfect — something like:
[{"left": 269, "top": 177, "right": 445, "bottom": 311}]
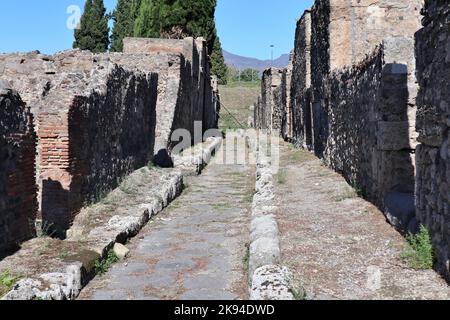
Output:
[
  {"left": 0, "top": 37, "right": 219, "bottom": 243},
  {"left": 255, "top": 0, "right": 450, "bottom": 281},
  {"left": 1, "top": 0, "right": 450, "bottom": 301}
]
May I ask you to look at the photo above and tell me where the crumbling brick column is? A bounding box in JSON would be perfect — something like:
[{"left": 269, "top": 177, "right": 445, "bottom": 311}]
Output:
[
  {"left": 0, "top": 84, "right": 37, "bottom": 254},
  {"left": 415, "top": 0, "right": 450, "bottom": 280}
]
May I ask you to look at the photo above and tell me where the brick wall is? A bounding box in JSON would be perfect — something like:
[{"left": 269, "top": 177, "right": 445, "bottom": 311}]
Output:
[
  {"left": 35, "top": 56, "right": 158, "bottom": 234},
  {"left": 415, "top": 0, "right": 450, "bottom": 280},
  {"left": 0, "top": 85, "right": 37, "bottom": 254}
]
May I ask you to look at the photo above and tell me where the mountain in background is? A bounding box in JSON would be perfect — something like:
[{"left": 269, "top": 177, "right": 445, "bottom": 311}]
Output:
[{"left": 223, "top": 50, "right": 290, "bottom": 72}]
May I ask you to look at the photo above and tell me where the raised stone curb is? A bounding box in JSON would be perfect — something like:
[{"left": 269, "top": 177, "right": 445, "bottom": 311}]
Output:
[
  {"left": 173, "top": 137, "right": 223, "bottom": 175},
  {"left": 247, "top": 131, "right": 294, "bottom": 300},
  {"left": 250, "top": 265, "right": 294, "bottom": 300},
  {"left": 1, "top": 139, "right": 221, "bottom": 300}
]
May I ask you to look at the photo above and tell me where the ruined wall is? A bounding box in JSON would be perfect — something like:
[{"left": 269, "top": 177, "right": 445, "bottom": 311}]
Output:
[
  {"left": 281, "top": 53, "right": 293, "bottom": 142},
  {"left": 255, "top": 68, "right": 283, "bottom": 133},
  {"left": 415, "top": 0, "right": 450, "bottom": 279},
  {"left": 0, "top": 84, "right": 37, "bottom": 253},
  {"left": 309, "top": 0, "right": 423, "bottom": 157},
  {"left": 36, "top": 54, "right": 158, "bottom": 233},
  {"left": 123, "top": 37, "right": 219, "bottom": 150},
  {"left": 291, "top": 11, "right": 312, "bottom": 149},
  {"left": 326, "top": 39, "right": 417, "bottom": 210},
  {"left": 0, "top": 37, "right": 220, "bottom": 236}
]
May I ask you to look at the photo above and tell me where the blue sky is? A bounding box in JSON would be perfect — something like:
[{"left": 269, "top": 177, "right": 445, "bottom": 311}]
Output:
[{"left": 0, "top": 0, "right": 313, "bottom": 60}]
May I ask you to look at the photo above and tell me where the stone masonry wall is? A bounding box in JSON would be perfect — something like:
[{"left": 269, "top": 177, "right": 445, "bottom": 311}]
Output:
[
  {"left": 309, "top": 0, "right": 423, "bottom": 157},
  {"left": 34, "top": 52, "right": 158, "bottom": 233},
  {"left": 291, "top": 10, "right": 312, "bottom": 149},
  {"left": 325, "top": 39, "right": 417, "bottom": 211},
  {"left": 255, "top": 68, "right": 283, "bottom": 133},
  {"left": 281, "top": 53, "right": 293, "bottom": 142},
  {"left": 256, "top": 0, "right": 422, "bottom": 228},
  {"left": 0, "top": 84, "right": 37, "bottom": 254},
  {"left": 123, "top": 37, "right": 219, "bottom": 152},
  {"left": 415, "top": 0, "right": 450, "bottom": 280},
  {"left": 0, "top": 37, "right": 219, "bottom": 237}
]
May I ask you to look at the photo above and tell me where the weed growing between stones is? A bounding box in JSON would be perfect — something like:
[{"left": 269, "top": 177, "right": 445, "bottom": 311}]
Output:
[
  {"left": 0, "top": 270, "right": 21, "bottom": 297},
  {"left": 277, "top": 170, "right": 287, "bottom": 184},
  {"left": 290, "top": 285, "right": 307, "bottom": 300},
  {"left": 95, "top": 250, "right": 119, "bottom": 275},
  {"left": 335, "top": 186, "right": 358, "bottom": 202},
  {"left": 243, "top": 243, "right": 250, "bottom": 274},
  {"left": 401, "top": 225, "right": 434, "bottom": 270}
]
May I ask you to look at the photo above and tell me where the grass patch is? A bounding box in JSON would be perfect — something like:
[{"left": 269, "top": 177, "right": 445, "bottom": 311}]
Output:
[
  {"left": 0, "top": 271, "right": 21, "bottom": 297},
  {"left": 401, "top": 225, "right": 434, "bottom": 270},
  {"left": 290, "top": 285, "right": 307, "bottom": 300},
  {"left": 335, "top": 186, "right": 358, "bottom": 202},
  {"left": 95, "top": 250, "right": 119, "bottom": 275},
  {"left": 58, "top": 250, "right": 69, "bottom": 260},
  {"left": 277, "top": 170, "right": 287, "bottom": 185},
  {"left": 119, "top": 177, "right": 137, "bottom": 195},
  {"left": 212, "top": 203, "right": 232, "bottom": 211},
  {"left": 242, "top": 192, "right": 255, "bottom": 204},
  {"left": 243, "top": 243, "right": 250, "bottom": 273}
]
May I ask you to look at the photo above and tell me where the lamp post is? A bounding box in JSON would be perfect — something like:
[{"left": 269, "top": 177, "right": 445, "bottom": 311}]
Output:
[{"left": 270, "top": 45, "right": 275, "bottom": 66}]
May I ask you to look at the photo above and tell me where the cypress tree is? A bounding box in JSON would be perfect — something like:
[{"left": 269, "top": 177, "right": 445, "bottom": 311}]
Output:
[
  {"left": 134, "top": 0, "right": 227, "bottom": 83},
  {"left": 111, "top": 0, "right": 132, "bottom": 52},
  {"left": 134, "top": 0, "right": 160, "bottom": 38},
  {"left": 73, "top": 0, "right": 110, "bottom": 53},
  {"left": 210, "top": 34, "right": 227, "bottom": 84}
]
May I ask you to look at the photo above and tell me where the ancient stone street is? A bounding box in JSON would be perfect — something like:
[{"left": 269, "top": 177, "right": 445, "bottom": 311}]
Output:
[{"left": 79, "top": 141, "right": 254, "bottom": 300}]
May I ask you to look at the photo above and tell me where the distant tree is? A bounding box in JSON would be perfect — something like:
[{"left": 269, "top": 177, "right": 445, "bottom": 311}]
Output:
[
  {"left": 240, "top": 68, "right": 260, "bottom": 82},
  {"left": 111, "top": 0, "right": 142, "bottom": 52},
  {"left": 210, "top": 36, "right": 228, "bottom": 84},
  {"left": 134, "top": 0, "right": 160, "bottom": 38},
  {"left": 133, "top": 0, "right": 227, "bottom": 83},
  {"left": 73, "top": 0, "right": 110, "bottom": 53}
]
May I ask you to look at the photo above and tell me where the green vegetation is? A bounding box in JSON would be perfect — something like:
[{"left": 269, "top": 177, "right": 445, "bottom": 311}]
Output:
[
  {"left": 110, "top": 0, "right": 141, "bottom": 52},
  {"left": 335, "top": 186, "right": 358, "bottom": 202},
  {"left": 218, "top": 84, "right": 260, "bottom": 131},
  {"left": 119, "top": 177, "right": 138, "bottom": 195},
  {"left": 290, "top": 285, "right": 307, "bottom": 300},
  {"left": 227, "top": 67, "right": 261, "bottom": 83},
  {"left": 243, "top": 243, "right": 250, "bottom": 273},
  {"left": 401, "top": 225, "right": 434, "bottom": 270},
  {"left": 133, "top": 0, "right": 227, "bottom": 84},
  {"left": 73, "top": 0, "right": 110, "bottom": 52},
  {"left": 210, "top": 35, "right": 228, "bottom": 84},
  {"left": 277, "top": 170, "right": 287, "bottom": 185},
  {"left": 0, "top": 271, "right": 21, "bottom": 297},
  {"left": 95, "top": 250, "right": 120, "bottom": 275}
]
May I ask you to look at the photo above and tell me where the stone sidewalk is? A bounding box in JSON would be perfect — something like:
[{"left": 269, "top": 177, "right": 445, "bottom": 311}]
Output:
[
  {"left": 79, "top": 141, "right": 255, "bottom": 300},
  {"left": 274, "top": 141, "right": 450, "bottom": 300}
]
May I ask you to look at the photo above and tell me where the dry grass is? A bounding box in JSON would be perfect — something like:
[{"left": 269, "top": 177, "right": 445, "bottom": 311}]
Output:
[{"left": 218, "top": 84, "right": 260, "bottom": 130}]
